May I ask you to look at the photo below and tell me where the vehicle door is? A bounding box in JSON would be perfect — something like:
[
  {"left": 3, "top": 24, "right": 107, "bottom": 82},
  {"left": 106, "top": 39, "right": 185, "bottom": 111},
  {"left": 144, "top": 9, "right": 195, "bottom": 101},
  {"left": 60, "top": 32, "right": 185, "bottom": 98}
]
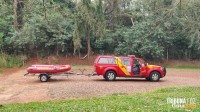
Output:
[
  {"left": 139, "top": 59, "right": 147, "bottom": 76},
  {"left": 132, "top": 58, "right": 147, "bottom": 76},
  {"left": 116, "top": 57, "right": 132, "bottom": 76},
  {"left": 132, "top": 59, "right": 141, "bottom": 75}
]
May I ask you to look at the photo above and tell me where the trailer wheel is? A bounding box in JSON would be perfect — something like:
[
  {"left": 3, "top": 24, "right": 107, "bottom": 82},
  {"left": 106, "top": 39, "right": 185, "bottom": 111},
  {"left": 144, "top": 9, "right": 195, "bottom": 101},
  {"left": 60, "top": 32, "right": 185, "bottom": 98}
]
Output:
[
  {"left": 105, "top": 71, "right": 116, "bottom": 81},
  {"left": 40, "top": 74, "right": 49, "bottom": 82}
]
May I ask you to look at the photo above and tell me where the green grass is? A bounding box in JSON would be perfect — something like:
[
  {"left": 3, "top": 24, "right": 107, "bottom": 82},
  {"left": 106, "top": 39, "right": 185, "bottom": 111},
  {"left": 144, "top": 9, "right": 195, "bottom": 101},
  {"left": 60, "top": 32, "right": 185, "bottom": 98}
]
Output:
[
  {"left": 0, "top": 86, "right": 199, "bottom": 112},
  {"left": 167, "top": 65, "right": 200, "bottom": 69},
  {"left": 72, "top": 64, "right": 83, "bottom": 68}
]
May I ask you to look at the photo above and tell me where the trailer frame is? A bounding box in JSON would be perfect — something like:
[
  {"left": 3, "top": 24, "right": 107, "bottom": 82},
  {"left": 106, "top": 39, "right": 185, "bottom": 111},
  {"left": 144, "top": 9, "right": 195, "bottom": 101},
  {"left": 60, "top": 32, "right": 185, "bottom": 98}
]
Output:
[{"left": 24, "top": 69, "right": 97, "bottom": 82}]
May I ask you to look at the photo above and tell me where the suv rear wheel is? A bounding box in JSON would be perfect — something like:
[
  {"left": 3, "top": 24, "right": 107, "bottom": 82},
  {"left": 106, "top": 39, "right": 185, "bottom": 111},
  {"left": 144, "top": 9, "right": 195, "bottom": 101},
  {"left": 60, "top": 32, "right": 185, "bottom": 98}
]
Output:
[{"left": 105, "top": 71, "right": 116, "bottom": 81}]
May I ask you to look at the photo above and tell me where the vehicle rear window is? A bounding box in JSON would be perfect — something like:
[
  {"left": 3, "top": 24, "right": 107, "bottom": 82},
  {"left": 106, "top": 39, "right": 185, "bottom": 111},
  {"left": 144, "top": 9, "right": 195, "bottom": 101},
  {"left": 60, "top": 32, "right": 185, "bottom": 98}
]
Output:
[
  {"left": 122, "top": 58, "right": 130, "bottom": 66},
  {"left": 98, "top": 58, "right": 116, "bottom": 64}
]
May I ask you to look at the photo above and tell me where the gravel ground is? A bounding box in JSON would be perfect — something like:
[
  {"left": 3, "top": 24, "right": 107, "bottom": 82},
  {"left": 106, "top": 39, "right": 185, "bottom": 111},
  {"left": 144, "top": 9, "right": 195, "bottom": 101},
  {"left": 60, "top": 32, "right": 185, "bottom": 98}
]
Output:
[{"left": 0, "top": 66, "right": 200, "bottom": 104}]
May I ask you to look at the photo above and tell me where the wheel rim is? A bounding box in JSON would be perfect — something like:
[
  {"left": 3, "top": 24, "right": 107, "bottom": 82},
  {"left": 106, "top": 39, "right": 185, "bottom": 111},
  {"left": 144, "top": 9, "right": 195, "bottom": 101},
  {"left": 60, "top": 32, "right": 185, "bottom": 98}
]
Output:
[
  {"left": 107, "top": 72, "right": 115, "bottom": 80},
  {"left": 41, "top": 76, "right": 47, "bottom": 81},
  {"left": 152, "top": 73, "right": 159, "bottom": 80}
]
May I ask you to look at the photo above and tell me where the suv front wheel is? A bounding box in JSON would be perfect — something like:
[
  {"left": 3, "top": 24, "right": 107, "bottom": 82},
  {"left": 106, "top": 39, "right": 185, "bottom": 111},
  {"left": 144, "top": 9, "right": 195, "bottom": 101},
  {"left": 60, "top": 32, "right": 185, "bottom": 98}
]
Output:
[
  {"left": 149, "top": 71, "right": 160, "bottom": 82},
  {"left": 105, "top": 71, "right": 116, "bottom": 81}
]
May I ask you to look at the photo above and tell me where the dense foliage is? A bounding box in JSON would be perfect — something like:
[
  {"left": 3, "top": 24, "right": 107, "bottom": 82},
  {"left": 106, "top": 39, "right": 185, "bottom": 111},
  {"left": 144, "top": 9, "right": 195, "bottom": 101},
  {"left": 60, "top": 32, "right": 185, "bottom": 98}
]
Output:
[{"left": 0, "top": 0, "right": 200, "bottom": 60}]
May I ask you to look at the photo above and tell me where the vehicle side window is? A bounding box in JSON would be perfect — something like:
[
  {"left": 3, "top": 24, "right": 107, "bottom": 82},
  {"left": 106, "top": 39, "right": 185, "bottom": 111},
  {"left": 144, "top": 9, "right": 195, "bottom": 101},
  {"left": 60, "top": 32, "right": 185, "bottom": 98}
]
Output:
[
  {"left": 98, "top": 58, "right": 116, "bottom": 64},
  {"left": 122, "top": 58, "right": 130, "bottom": 66}
]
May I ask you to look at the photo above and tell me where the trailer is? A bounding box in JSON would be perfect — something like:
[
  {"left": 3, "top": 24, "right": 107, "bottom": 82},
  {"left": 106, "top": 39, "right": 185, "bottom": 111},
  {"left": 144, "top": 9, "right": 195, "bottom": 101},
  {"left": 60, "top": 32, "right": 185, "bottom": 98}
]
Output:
[{"left": 24, "top": 65, "right": 96, "bottom": 82}]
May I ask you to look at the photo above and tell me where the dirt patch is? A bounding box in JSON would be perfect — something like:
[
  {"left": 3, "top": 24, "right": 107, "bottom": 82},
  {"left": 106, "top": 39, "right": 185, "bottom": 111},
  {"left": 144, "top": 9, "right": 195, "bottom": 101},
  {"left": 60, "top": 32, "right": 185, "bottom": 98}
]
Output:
[
  {"left": 0, "top": 87, "right": 4, "bottom": 94},
  {"left": 0, "top": 68, "right": 19, "bottom": 76},
  {"left": 0, "top": 67, "right": 199, "bottom": 104}
]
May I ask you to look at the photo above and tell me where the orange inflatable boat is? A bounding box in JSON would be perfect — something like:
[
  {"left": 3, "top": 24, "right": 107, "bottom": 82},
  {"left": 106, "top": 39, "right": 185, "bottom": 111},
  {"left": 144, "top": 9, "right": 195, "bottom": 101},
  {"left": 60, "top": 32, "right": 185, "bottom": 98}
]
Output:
[{"left": 27, "top": 65, "right": 72, "bottom": 74}]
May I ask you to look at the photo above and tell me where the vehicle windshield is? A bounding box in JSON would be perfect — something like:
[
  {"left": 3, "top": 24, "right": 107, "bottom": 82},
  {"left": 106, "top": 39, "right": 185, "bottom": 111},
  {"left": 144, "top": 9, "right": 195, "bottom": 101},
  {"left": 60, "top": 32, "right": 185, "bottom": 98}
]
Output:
[
  {"left": 140, "top": 59, "right": 146, "bottom": 65},
  {"left": 140, "top": 59, "right": 148, "bottom": 66}
]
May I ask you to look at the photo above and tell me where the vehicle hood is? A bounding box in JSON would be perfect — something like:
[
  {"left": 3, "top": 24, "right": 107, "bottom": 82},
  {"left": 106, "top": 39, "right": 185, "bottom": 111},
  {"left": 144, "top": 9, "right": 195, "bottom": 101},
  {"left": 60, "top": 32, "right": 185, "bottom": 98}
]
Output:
[{"left": 147, "top": 65, "right": 161, "bottom": 69}]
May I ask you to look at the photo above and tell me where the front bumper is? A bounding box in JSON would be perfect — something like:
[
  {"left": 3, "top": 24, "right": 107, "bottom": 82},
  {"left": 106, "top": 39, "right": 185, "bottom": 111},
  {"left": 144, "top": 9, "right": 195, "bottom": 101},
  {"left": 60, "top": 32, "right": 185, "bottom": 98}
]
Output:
[{"left": 162, "top": 66, "right": 167, "bottom": 77}]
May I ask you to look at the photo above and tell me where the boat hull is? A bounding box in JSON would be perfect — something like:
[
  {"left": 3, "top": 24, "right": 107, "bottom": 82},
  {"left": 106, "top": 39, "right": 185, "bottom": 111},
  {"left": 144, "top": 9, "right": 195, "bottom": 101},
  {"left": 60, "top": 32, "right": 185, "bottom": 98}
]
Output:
[{"left": 27, "top": 65, "right": 71, "bottom": 74}]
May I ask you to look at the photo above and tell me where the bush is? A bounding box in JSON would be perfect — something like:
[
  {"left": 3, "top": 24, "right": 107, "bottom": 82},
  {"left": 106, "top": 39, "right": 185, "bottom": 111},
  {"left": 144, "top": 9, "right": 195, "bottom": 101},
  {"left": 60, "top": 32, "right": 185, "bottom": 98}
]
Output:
[{"left": 0, "top": 53, "right": 22, "bottom": 68}]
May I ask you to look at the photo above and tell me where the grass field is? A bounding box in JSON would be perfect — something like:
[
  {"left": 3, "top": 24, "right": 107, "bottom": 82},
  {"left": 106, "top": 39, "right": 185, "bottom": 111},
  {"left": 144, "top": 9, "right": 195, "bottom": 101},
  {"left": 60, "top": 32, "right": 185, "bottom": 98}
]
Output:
[{"left": 0, "top": 86, "right": 199, "bottom": 112}]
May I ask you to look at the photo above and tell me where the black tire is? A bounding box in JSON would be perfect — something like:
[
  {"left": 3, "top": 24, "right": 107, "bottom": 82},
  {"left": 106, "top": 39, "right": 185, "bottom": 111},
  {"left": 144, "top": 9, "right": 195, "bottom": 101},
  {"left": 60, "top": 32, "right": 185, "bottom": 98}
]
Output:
[
  {"left": 105, "top": 71, "right": 116, "bottom": 81},
  {"left": 40, "top": 74, "right": 49, "bottom": 82},
  {"left": 149, "top": 71, "right": 160, "bottom": 82}
]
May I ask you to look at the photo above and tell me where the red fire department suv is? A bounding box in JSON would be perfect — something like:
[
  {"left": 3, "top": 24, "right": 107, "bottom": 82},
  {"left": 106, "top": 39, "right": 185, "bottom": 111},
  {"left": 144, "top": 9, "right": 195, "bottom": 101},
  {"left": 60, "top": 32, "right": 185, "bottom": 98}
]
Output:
[{"left": 94, "top": 55, "right": 166, "bottom": 81}]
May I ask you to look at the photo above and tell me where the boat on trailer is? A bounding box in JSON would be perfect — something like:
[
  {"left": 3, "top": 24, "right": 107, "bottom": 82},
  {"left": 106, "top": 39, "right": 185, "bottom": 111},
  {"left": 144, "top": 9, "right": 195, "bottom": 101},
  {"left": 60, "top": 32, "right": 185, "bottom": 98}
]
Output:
[
  {"left": 24, "top": 64, "right": 96, "bottom": 82},
  {"left": 27, "top": 65, "right": 72, "bottom": 74},
  {"left": 25, "top": 65, "right": 74, "bottom": 82}
]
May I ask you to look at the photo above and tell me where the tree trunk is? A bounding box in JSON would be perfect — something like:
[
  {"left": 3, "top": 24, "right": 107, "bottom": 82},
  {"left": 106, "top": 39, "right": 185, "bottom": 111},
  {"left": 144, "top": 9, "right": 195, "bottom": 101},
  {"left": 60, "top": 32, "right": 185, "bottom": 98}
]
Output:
[
  {"left": 13, "top": 0, "right": 19, "bottom": 31},
  {"left": 78, "top": 48, "right": 81, "bottom": 58},
  {"left": 87, "top": 29, "right": 91, "bottom": 59},
  {"left": 43, "top": 0, "right": 47, "bottom": 20},
  {"left": 179, "top": 0, "right": 182, "bottom": 16},
  {"left": 153, "top": 1, "right": 156, "bottom": 10},
  {"left": 166, "top": 48, "right": 169, "bottom": 61},
  {"left": 188, "top": 49, "right": 191, "bottom": 60},
  {"left": 185, "top": 49, "right": 187, "bottom": 60},
  {"left": 56, "top": 43, "right": 59, "bottom": 56}
]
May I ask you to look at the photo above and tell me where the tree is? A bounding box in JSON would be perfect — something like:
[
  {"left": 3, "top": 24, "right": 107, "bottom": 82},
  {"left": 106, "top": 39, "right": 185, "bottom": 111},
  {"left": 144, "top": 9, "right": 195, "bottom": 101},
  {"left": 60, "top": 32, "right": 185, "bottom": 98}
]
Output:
[
  {"left": 1, "top": 0, "right": 200, "bottom": 61},
  {"left": 13, "top": 0, "right": 23, "bottom": 31},
  {"left": 73, "top": 0, "right": 105, "bottom": 59},
  {"left": 7, "top": 0, "right": 75, "bottom": 57}
]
